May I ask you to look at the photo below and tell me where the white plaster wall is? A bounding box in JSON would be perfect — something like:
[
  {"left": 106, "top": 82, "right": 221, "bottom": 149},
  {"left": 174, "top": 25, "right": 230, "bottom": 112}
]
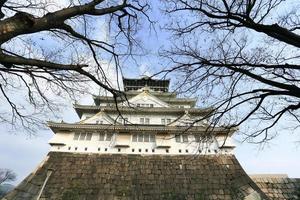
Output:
[{"left": 50, "top": 132, "right": 234, "bottom": 155}]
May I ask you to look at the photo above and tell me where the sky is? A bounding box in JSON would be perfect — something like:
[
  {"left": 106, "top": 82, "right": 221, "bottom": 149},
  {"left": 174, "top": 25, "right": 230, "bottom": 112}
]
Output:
[{"left": 1, "top": 0, "right": 300, "bottom": 185}]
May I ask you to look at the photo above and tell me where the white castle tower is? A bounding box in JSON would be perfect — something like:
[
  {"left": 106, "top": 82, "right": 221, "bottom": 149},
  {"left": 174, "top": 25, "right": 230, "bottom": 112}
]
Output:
[
  {"left": 6, "top": 77, "right": 300, "bottom": 200},
  {"left": 48, "top": 76, "right": 236, "bottom": 156}
]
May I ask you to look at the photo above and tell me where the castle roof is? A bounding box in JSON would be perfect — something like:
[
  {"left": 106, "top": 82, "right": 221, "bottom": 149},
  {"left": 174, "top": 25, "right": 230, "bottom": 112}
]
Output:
[
  {"left": 73, "top": 104, "right": 213, "bottom": 118},
  {"left": 47, "top": 121, "right": 237, "bottom": 136}
]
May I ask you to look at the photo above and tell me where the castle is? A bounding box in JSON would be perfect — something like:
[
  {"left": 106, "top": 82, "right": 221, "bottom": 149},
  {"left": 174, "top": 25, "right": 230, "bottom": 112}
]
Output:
[{"left": 3, "top": 77, "right": 300, "bottom": 199}]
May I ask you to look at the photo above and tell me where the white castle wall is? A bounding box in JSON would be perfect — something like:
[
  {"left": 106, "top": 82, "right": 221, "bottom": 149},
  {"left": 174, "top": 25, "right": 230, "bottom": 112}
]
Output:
[{"left": 49, "top": 132, "right": 234, "bottom": 155}]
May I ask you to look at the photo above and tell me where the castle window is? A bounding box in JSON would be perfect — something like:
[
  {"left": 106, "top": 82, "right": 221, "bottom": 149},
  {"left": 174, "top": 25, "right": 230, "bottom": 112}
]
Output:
[
  {"left": 182, "top": 135, "right": 188, "bottom": 142},
  {"left": 140, "top": 118, "right": 150, "bottom": 124},
  {"left": 175, "top": 135, "right": 181, "bottom": 142},
  {"left": 140, "top": 118, "right": 144, "bottom": 124},
  {"left": 132, "top": 134, "right": 138, "bottom": 142},
  {"left": 106, "top": 133, "right": 113, "bottom": 141},
  {"left": 79, "top": 133, "right": 86, "bottom": 140},
  {"left": 96, "top": 120, "right": 103, "bottom": 124},
  {"left": 73, "top": 132, "right": 80, "bottom": 140},
  {"left": 132, "top": 133, "right": 155, "bottom": 143},
  {"left": 144, "top": 133, "right": 150, "bottom": 142},
  {"left": 161, "top": 119, "right": 165, "bottom": 124},
  {"left": 150, "top": 134, "right": 155, "bottom": 142},
  {"left": 175, "top": 135, "right": 189, "bottom": 143},
  {"left": 99, "top": 133, "right": 113, "bottom": 141},
  {"left": 145, "top": 118, "right": 150, "bottom": 124},
  {"left": 86, "top": 133, "right": 92, "bottom": 141},
  {"left": 194, "top": 135, "right": 201, "bottom": 142},
  {"left": 73, "top": 132, "right": 93, "bottom": 141}
]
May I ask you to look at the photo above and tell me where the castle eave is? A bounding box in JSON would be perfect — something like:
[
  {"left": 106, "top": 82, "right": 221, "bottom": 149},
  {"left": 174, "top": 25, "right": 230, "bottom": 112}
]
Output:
[{"left": 47, "top": 122, "right": 236, "bottom": 136}]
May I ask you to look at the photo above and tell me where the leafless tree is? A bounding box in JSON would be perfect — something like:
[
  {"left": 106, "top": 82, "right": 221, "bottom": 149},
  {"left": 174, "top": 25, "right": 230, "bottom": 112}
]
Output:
[
  {"left": 0, "top": 0, "right": 151, "bottom": 132},
  {"left": 0, "top": 169, "right": 16, "bottom": 185},
  {"left": 161, "top": 0, "right": 300, "bottom": 143}
]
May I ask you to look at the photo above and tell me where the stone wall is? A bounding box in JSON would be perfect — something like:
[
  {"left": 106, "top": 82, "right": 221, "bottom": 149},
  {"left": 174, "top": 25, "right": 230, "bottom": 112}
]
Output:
[{"left": 3, "top": 152, "right": 270, "bottom": 200}]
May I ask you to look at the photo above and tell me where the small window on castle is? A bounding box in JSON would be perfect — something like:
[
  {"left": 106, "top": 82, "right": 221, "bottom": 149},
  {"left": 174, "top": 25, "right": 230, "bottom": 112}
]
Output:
[
  {"left": 86, "top": 133, "right": 92, "bottom": 141},
  {"left": 182, "top": 135, "right": 188, "bottom": 143},
  {"left": 185, "top": 149, "right": 189, "bottom": 153},
  {"left": 106, "top": 133, "right": 113, "bottom": 141},
  {"left": 98, "top": 148, "right": 100, "bottom": 151},
  {"left": 132, "top": 149, "right": 135, "bottom": 152},
  {"left": 73, "top": 132, "right": 91, "bottom": 141},
  {"left": 73, "top": 132, "right": 80, "bottom": 140},
  {"left": 79, "top": 133, "right": 86, "bottom": 140},
  {"left": 137, "top": 103, "right": 140, "bottom": 107},
  {"left": 99, "top": 133, "right": 113, "bottom": 141},
  {"left": 75, "top": 147, "right": 78, "bottom": 151},
  {"left": 140, "top": 118, "right": 144, "bottom": 124},
  {"left": 132, "top": 134, "right": 138, "bottom": 142},
  {"left": 194, "top": 135, "right": 201, "bottom": 142},
  {"left": 105, "top": 148, "right": 108, "bottom": 151},
  {"left": 99, "top": 133, "right": 105, "bottom": 141},
  {"left": 175, "top": 135, "right": 181, "bottom": 143},
  {"left": 166, "top": 149, "right": 169, "bottom": 153},
  {"left": 161, "top": 119, "right": 165, "bottom": 125},
  {"left": 85, "top": 147, "right": 88, "bottom": 151},
  {"left": 145, "top": 118, "right": 150, "bottom": 124},
  {"left": 68, "top": 147, "right": 71, "bottom": 150},
  {"left": 150, "top": 134, "right": 155, "bottom": 142},
  {"left": 138, "top": 134, "right": 143, "bottom": 142},
  {"left": 175, "top": 135, "right": 189, "bottom": 143},
  {"left": 144, "top": 133, "right": 150, "bottom": 142},
  {"left": 133, "top": 134, "right": 155, "bottom": 143},
  {"left": 140, "top": 118, "right": 150, "bottom": 124},
  {"left": 150, "top": 104, "right": 154, "bottom": 108}
]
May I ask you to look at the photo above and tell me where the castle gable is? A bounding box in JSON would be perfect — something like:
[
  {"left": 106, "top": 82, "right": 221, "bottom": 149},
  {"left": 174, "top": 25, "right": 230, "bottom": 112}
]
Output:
[
  {"left": 125, "top": 90, "right": 170, "bottom": 108},
  {"left": 80, "top": 111, "right": 117, "bottom": 125}
]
